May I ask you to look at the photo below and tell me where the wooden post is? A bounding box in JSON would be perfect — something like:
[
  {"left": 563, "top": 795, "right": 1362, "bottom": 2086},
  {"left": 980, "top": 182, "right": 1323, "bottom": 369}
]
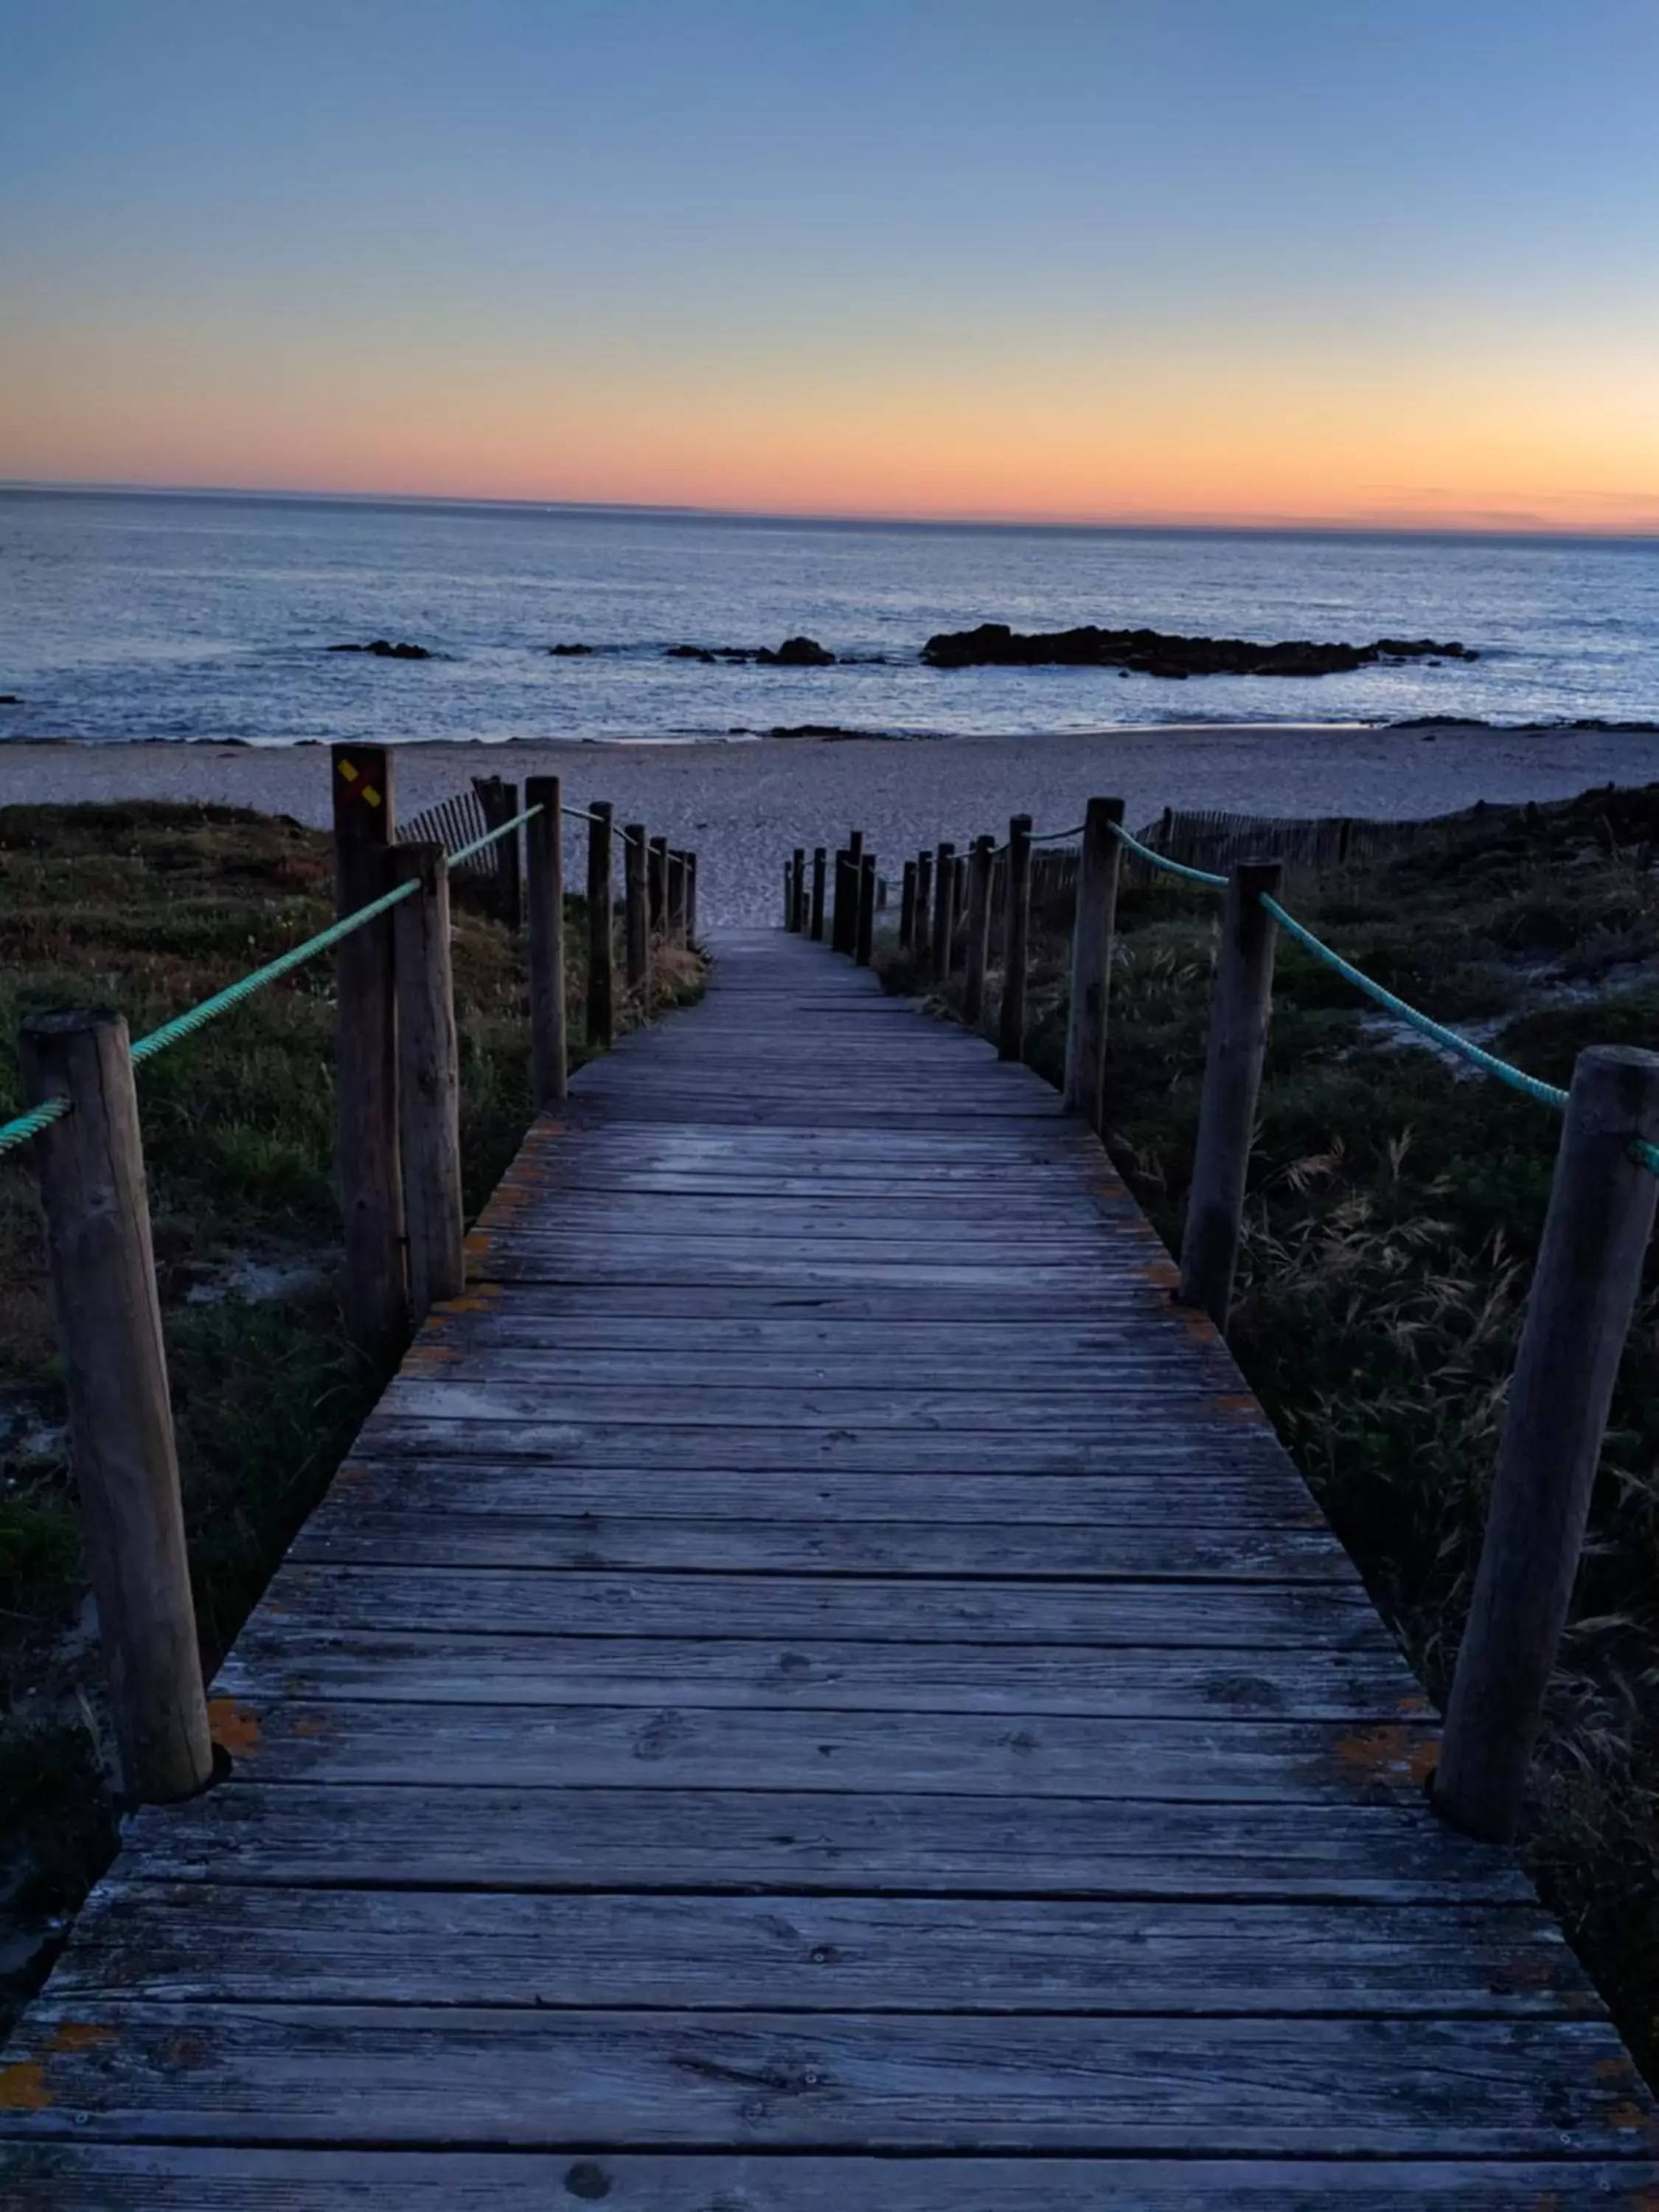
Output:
[
  {"left": 998, "top": 815, "right": 1034, "bottom": 1060},
  {"left": 668, "top": 850, "right": 688, "bottom": 942},
  {"left": 1436, "top": 1046, "right": 1659, "bottom": 1843},
  {"left": 964, "top": 833, "right": 994, "bottom": 1026},
  {"left": 526, "top": 777, "right": 568, "bottom": 1109},
  {"left": 20, "top": 1009, "right": 213, "bottom": 1804},
  {"left": 810, "top": 847, "right": 827, "bottom": 942},
  {"left": 782, "top": 860, "right": 794, "bottom": 929},
  {"left": 474, "top": 776, "right": 524, "bottom": 932},
  {"left": 650, "top": 835, "right": 669, "bottom": 935},
  {"left": 789, "top": 848, "right": 806, "bottom": 933},
  {"left": 849, "top": 829, "right": 864, "bottom": 869},
  {"left": 900, "top": 860, "right": 917, "bottom": 951},
  {"left": 952, "top": 855, "right": 967, "bottom": 959},
  {"left": 685, "top": 852, "right": 699, "bottom": 942},
  {"left": 389, "top": 844, "right": 465, "bottom": 1322},
  {"left": 931, "top": 841, "right": 957, "bottom": 982},
  {"left": 330, "top": 742, "right": 407, "bottom": 1366},
  {"left": 623, "top": 823, "right": 650, "bottom": 1003},
  {"left": 1177, "top": 858, "right": 1282, "bottom": 1329},
  {"left": 1062, "top": 798, "right": 1126, "bottom": 1131},
  {"left": 914, "top": 849, "right": 935, "bottom": 982},
  {"left": 586, "top": 801, "right": 615, "bottom": 1049},
  {"left": 831, "top": 849, "right": 852, "bottom": 955},
  {"left": 855, "top": 852, "right": 877, "bottom": 966}
]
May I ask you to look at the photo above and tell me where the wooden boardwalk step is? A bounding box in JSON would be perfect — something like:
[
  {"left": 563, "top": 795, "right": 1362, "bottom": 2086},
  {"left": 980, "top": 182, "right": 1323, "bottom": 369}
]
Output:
[{"left": 2, "top": 925, "right": 1654, "bottom": 2206}]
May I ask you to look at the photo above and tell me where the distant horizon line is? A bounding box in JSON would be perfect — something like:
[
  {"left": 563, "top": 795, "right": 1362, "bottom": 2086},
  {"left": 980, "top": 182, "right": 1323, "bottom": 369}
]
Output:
[{"left": 4, "top": 475, "right": 1659, "bottom": 546}]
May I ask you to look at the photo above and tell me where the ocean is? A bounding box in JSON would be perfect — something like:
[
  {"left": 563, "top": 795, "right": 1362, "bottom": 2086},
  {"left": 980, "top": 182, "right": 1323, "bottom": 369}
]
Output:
[{"left": 3, "top": 487, "right": 1658, "bottom": 747}]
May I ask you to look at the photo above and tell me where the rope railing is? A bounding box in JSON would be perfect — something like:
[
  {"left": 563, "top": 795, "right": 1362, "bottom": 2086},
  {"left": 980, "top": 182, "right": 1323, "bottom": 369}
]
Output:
[{"left": 799, "top": 788, "right": 1659, "bottom": 1847}]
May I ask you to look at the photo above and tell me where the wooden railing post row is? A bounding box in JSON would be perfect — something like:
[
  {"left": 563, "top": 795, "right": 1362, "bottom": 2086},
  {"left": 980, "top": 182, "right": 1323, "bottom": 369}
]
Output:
[
  {"left": 855, "top": 852, "right": 877, "bottom": 966},
  {"left": 19, "top": 1010, "right": 214, "bottom": 1804},
  {"left": 1436, "top": 1045, "right": 1659, "bottom": 1843},
  {"left": 931, "top": 841, "right": 957, "bottom": 981},
  {"left": 330, "top": 742, "right": 408, "bottom": 1366},
  {"left": 998, "top": 814, "right": 1034, "bottom": 1060},
  {"left": 1062, "top": 797, "right": 1126, "bottom": 1131},
  {"left": 623, "top": 823, "right": 650, "bottom": 1003},
  {"left": 810, "top": 846, "right": 827, "bottom": 942},
  {"left": 389, "top": 841, "right": 465, "bottom": 1321},
  {"left": 964, "top": 833, "right": 995, "bottom": 1027},
  {"left": 1176, "top": 857, "right": 1282, "bottom": 1330},
  {"left": 586, "top": 801, "right": 615, "bottom": 1049},
  {"left": 526, "top": 776, "right": 568, "bottom": 1107}
]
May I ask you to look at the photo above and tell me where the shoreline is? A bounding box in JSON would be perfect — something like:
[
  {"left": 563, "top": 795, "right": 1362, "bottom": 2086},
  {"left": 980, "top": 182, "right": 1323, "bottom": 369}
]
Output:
[{"left": 7, "top": 723, "right": 1659, "bottom": 927}]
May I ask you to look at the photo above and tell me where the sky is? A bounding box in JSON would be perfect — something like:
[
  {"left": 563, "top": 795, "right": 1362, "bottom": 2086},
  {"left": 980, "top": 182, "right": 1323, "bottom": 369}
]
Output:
[{"left": 3, "top": 0, "right": 1658, "bottom": 531}]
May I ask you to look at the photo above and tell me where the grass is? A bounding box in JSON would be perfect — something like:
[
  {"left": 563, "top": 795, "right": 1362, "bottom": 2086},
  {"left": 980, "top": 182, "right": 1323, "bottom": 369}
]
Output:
[
  {"left": 0, "top": 800, "right": 703, "bottom": 2029},
  {"left": 882, "top": 779, "right": 1659, "bottom": 2081}
]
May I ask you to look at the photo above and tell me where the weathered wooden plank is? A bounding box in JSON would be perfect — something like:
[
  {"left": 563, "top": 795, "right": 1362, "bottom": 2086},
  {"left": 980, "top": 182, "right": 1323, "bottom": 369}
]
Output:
[
  {"left": 251, "top": 1565, "right": 1389, "bottom": 1649},
  {"left": 0, "top": 2005, "right": 1644, "bottom": 2152},
  {"left": 9, "top": 2147, "right": 1657, "bottom": 2210},
  {"left": 55, "top": 1885, "right": 1590, "bottom": 2016},
  {"left": 117, "top": 1784, "right": 1536, "bottom": 1900},
  {"left": 201, "top": 1696, "right": 1435, "bottom": 1799},
  {"left": 372, "top": 1380, "right": 1260, "bottom": 1429},
  {"left": 216, "top": 1630, "right": 1412, "bottom": 1719}
]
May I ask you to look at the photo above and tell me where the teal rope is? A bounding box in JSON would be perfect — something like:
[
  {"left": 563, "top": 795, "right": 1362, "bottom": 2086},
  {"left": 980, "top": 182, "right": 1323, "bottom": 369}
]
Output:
[
  {"left": 130, "top": 877, "right": 420, "bottom": 1062},
  {"left": 1109, "top": 820, "right": 1230, "bottom": 888},
  {"left": 0, "top": 1095, "right": 71, "bottom": 1160},
  {"left": 447, "top": 801, "right": 542, "bottom": 869},
  {"left": 1260, "top": 894, "right": 1571, "bottom": 1113}
]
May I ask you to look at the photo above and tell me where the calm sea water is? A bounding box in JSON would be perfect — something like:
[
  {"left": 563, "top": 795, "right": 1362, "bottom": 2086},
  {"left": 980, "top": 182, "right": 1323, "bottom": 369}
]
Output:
[{"left": 3, "top": 487, "right": 1657, "bottom": 745}]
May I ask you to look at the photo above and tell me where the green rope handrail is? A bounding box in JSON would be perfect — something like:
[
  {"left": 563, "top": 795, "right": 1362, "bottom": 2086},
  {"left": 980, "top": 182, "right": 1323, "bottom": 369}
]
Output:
[
  {"left": 1, "top": 804, "right": 543, "bottom": 1153},
  {"left": 1107, "top": 819, "right": 1231, "bottom": 888}
]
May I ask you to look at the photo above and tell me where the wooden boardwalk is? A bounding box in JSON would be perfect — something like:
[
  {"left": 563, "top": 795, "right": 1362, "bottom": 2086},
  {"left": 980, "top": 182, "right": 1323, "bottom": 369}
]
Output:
[{"left": 4, "top": 926, "right": 1658, "bottom": 2206}]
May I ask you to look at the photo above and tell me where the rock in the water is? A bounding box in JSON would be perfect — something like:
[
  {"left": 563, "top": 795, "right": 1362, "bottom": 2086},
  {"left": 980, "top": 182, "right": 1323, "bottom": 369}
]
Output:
[
  {"left": 758, "top": 636, "right": 835, "bottom": 667},
  {"left": 0, "top": 694, "right": 18, "bottom": 704},
  {"left": 548, "top": 643, "right": 594, "bottom": 656},
  {"left": 920, "top": 622, "right": 1477, "bottom": 677},
  {"left": 328, "top": 639, "right": 433, "bottom": 660}
]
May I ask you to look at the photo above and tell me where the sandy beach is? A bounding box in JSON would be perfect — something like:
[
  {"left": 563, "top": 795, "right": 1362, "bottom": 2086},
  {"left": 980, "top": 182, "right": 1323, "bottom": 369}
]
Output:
[{"left": 7, "top": 723, "right": 1659, "bottom": 928}]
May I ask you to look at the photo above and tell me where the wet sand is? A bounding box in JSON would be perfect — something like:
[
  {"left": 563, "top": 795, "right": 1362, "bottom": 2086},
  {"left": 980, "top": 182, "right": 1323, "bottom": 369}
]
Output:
[{"left": 7, "top": 724, "right": 1659, "bottom": 927}]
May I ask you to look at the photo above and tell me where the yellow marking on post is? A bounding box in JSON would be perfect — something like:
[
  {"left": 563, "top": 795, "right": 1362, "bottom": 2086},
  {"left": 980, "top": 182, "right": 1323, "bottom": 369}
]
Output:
[
  {"left": 208, "top": 1698, "right": 263, "bottom": 1756},
  {"left": 0, "top": 2060, "right": 49, "bottom": 2110},
  {"left": 338, "top": 759, "right": 359, "bottom": 784},
  {"left": 362, "top": 784, "right": 383, "bottom": 807}
]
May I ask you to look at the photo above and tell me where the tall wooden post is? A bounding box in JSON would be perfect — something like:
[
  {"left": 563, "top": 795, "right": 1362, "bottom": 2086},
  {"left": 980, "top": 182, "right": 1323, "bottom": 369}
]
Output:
[
  {"left": 526, "top": 776, "right": 568, "bottom": 1109},
  {"left": 998, "top": 815, "right": 1034, "bottom": 1061},
  {"left": 931, "top": 842, "right": 957, "bottom": 982},
  {"left": 900, "top": 860, "right": 918, "bottom": 952},
  {"left": 964, "top": 834, "right": 995, "bottom": 1026},
  {"left": 789, "top": 848, "right": 806, "bottom": 933},
  {"left": 586, "top": 801, "right": 615, "bottom": 1049},
  {"left": 849, "top": 829, "right": 864, "bottom": 869},
  {"left": 685, "top": 852, "right": 699, "bottom": 942},
  {"left": 1177, "top": 858, "right": 1282, "bottom": 1329},
  {"left": 1063, "top": 798, "right": 1126, "bottom": 1131},
  {"left": 624, "top": 824, "right": 650, "bottom": 999},
  {"left": 783, "top": 862, "right": 793, "bottom": 928},
  {"left": 810, "top": 847, "right": 827, "bottom": 942},
  {"left": 474, "top": 776, "right": 524, "bottom": 933},
  {"left": 855, "top": 853, "right": 877, "bottom": 966},
  {"left": 668, "top": 850, "right": 689, "bottom": 942},
  {"left": 1436, "top": 1046, "right": 1659, "bottom": 1843},
  {"left": 952, "top": 855, "right": 967, "bottom": 955},
  {"left": 20, "top": 1009, "right": 213, "bottom": 1804},
  {"left": 831, "top": 849, "right": 853, "bottom": 955},
  {"left": 389, "top": 844, "right": 465, "bottom": 1322},
  {"left": 330, "top": 742, "right": 407, "bottom": 1366},
  {"left": 914, "top": 849, "right": 935, "bottom": 982},
  {"left": 650, "top": 836, "right": 669, "bottom": 935}
]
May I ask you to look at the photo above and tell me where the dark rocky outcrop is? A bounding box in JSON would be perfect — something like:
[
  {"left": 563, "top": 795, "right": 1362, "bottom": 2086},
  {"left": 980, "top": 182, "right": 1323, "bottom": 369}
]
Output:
[
  {"left": 547, "top": 643, "right": 594, "bottom": 656},
  {"left": 665, "top": 637, "right": 836, "bottom": 667},
  {"left": 920, "top": 623, "right": 1478, "bottom": 677},
  {"left": 327, "top": 639, "right": 433, "bottom": 660}
]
